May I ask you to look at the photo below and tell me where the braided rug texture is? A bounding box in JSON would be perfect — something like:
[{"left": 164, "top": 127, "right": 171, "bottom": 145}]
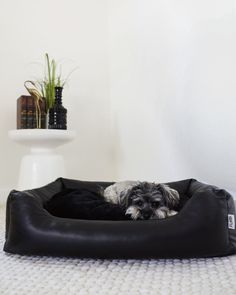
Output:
[{"left": 0, "top": 205, "right": 236, "bottom": 295}]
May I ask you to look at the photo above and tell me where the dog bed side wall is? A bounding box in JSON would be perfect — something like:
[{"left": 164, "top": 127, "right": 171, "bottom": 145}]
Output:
[
  {"left": 187, "top": 180, "right": 236, "bottom": 256},
  {"left": 4, "top": 179, "right": 63, "bottom": 252},
  {"left": 226, "top": 190, "right": 236, "bottom": 253}
]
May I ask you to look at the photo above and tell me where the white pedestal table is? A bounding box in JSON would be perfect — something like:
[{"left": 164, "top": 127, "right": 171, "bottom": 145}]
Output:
[{"left": 8, "top": 129, "right": 76, "bottom": 190}]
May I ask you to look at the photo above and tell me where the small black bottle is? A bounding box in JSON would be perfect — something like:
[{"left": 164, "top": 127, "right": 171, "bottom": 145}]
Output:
[{"left": 48, "top": 87, "right": 67, "bottom": 129}]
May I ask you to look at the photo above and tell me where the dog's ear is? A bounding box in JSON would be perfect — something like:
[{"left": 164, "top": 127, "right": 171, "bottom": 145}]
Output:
[
  {"left": 159, "top": 184, "right": 180, "bottom": 208},
  {"left": 98, "top": 185, "right": 105, "bottom": 197},
  {"left": 120, "top": 187, "right": 135, "bottom": 208}
]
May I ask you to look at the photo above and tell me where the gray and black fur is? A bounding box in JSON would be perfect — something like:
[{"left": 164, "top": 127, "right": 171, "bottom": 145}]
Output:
[{"left": 103, "top": 181, "right": 179, "bottom": 220}]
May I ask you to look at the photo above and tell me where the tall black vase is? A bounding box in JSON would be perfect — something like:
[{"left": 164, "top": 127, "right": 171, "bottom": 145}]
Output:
[{"left": 48, "top": 87, "right": 67, "bottom": 130}]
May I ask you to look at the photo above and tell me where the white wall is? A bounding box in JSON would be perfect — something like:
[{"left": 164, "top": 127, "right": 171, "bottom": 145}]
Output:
[
  {"left": 0, "top": 0, "right": 114, "bottom": 190},
  {"left": 109, "top": 0, "right": 236, "bottom": 193},
  {"left": 0, "top": 0, "right": 235, "bottom": 195}
]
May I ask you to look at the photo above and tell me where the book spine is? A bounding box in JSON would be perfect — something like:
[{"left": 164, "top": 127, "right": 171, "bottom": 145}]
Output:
[
  {"left": 17, "top": 96, "right": 47, "bottom": 129},
  {"left": 17, "top": 96, "right": 27, "bottom": 129},
  {"left": 27, "top": 97, "right": 38, "bottom": 129}
]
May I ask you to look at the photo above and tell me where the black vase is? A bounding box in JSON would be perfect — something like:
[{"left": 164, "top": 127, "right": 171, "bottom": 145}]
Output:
[{"left": 48, "top": 87, "right": 67, "bottom": 130}]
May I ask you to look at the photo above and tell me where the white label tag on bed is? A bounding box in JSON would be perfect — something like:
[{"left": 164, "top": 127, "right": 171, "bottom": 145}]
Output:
[{"left": 228, "top": 214, "right": 235, "bottom": 229}]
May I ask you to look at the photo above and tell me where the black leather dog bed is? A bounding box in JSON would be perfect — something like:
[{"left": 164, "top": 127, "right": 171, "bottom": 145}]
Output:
[{"left": 4, "top": 178, "right": 236, "bottom": 259}]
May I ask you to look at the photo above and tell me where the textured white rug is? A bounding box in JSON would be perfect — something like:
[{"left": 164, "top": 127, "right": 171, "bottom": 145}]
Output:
[{"left": 1, "top": 204, "right": 236, "bottom": 295}]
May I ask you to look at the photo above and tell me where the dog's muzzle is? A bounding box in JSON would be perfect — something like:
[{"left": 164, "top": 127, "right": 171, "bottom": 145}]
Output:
[{"left": 142, "top": 210, "right": 153, "bottom": 220}]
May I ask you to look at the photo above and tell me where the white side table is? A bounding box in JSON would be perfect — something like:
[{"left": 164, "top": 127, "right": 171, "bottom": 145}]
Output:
[{"left": 9, "top": 129, "right": 76, "bottom": 190}]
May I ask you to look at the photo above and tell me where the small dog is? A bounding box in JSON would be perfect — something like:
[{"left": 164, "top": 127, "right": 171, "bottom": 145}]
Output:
[{"left": 103, "top": 181, "right": 179, "bottom": 220}]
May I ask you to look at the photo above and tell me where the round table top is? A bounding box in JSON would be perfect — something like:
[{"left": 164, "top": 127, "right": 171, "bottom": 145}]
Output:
[{"left": 8, "top": 129, "right": 76, "bottom": 149}]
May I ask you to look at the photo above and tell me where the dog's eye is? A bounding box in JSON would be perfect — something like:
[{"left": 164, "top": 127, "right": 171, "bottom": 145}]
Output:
[
  {"left": 136, "top": 201, "right": 143, "bottom": 206},
  {"left": 151, "top": 201, "right": 160, "bottom": 208}
]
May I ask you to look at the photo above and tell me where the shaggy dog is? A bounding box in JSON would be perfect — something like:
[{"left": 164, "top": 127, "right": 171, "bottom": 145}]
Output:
[{"left": 103, "top": 181, "right": 180, "bottom": 220}]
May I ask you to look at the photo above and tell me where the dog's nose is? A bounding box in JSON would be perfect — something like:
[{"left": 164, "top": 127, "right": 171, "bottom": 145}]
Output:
[{"left": 143, "top": 212, "right": 151, "bottom": 220}]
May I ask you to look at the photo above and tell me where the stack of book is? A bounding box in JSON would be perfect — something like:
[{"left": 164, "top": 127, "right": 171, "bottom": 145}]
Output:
[{"left": 17, "top": 95, "right": 46, "bottom": 129}]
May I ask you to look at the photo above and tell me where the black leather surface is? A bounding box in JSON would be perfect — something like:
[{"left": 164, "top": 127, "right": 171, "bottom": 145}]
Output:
[
  {"left": 44, "top": 188, "right": 131, "bottom": 220},
  {"left": 4, "top": 178, "right": 236, "bottom": 259}
]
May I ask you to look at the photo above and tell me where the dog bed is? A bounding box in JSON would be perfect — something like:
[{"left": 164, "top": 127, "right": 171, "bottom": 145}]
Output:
[{"left": 4, "top": 178, "right": 236, "bottom": 259}]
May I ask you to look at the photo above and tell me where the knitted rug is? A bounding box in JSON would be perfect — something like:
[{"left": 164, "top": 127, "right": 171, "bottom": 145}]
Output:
[{"left": 0, "top": 204, "right": 236, "bottom": 295}]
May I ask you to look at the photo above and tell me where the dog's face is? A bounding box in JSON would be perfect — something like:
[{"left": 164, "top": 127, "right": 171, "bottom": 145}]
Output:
[{"left": 123, "top": 182, "right": 179, "bottom": 220}]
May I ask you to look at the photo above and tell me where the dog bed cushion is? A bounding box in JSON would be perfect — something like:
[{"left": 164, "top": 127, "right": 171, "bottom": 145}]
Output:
[
  {"left": 44, "top": 188, "right": 130, "bottom": 220},
  {"left": 4, "top": 178, "right": 236, "bottom": 259}
]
